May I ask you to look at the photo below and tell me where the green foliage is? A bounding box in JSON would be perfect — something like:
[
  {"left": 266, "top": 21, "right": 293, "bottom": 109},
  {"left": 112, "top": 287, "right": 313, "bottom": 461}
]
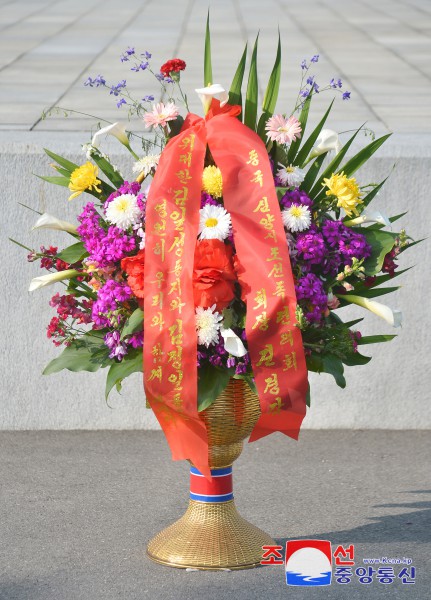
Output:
[
  {"left": 121, "top": 308, "right": 144, "bottom": 340},
  {"left": 91, "top": 151, "right": 124, "bottom": 188},
  {"left": 244, "top": 34, "right": 259, "bottom": 130},
  {"left": 295, "top": 99, "right": 334, "bottom": 167},
  {"left": 287, "top": 95, "right": 311, "bottom": 164},
  {"left": 43, "top": 148, "right": 79, "bottom": 173},
  {"left": 43, "top": 332, "right": 110, "bottom": 375},
  {"left": 57, "top": 241, "right": 88, "bottom": 263},
  {"left": 228, "top": 43, "right": 248, "bottom": 110},
  {"left": 204, "top": 11, "right": 213, "bottom": 86},
  {"left": 197, "top": 365, "right": 231, "bottom": 411},
  {"left": 105, "top": 349, "right": 143, "bottom": 399},
  {"left": 256, "top": 33, "right": 281, "bottom": 139},
  {"left": 341, "top": 134, "right": 391, "bottom": 178},
  {"left": 361, "top": 229, "right": 398, "bottom": 275}
]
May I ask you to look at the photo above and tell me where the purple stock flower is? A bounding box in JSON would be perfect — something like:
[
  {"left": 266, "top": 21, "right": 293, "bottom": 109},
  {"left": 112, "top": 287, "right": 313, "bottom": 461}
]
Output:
[
  {"left": 104, "top": 330, "right": 128, "bottom": 360},
  {"left": 127, "top": 331, "right": 144, "bottom": 348},
  {"left": 92, "top": 280, "right": 132, "bottom": 327},
  {"left": 295, "top": 273, "right": 327, "bottom": 324},
  {"left": 200, "top": 192, "right": 220, "bottom": 209},
  {"left": 280, "top": 188, "right": 313, "bottom": 210},
  {"left": 296, "top": 228, "right": 326, "bottom": 265}
]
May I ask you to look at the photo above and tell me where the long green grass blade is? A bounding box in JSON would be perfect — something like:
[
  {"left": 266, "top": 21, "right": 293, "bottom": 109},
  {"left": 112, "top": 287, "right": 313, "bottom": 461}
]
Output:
[
  {"left": 244, "top": 34, "right": 259, "bottom": 130},
  {"left": 341, "top": 134, "right": 391, "bottom": 178},
  {"left": 262, "top": 31, "right": 281, "bottom": 114},
  {"left": 309, "top": 126, "right": 363, "bottom": 198},
  {"left": 44, "top": 148, "right": 78, "bottom": 173},
  {"left": 300, "top": 154, "right": 326, "bottom": 192},
  {"left": 204, "top": 11, "right": 213, "bottom": 86},
  {"left": 228, "top": 42, "right": 248, "bottom": 110},
  {"left": 287, "top": 95, "right": 311, "bottom": 164},
  {"left": 295, "top": 99, "right": 334, "bottom": 166},
  {"left": 256, "top": 32, "right": 281, "bottom": 139}
]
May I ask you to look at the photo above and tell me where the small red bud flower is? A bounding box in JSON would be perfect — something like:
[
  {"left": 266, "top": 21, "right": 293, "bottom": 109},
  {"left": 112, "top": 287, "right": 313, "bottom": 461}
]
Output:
[{"left": 160, "top": 58, "right": 186, "bottom": 78}]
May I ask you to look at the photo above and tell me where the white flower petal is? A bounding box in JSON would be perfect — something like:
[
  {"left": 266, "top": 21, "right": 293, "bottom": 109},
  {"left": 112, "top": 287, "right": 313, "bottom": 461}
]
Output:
[
  {"left": 32, "top": 213, "right": 77, "bottom": 234},
  {"left": 220, "top": 327, "right": 247, "bottom": 357},
  {"left": 344, "top": 210, "right": 391, "bottom": 228},
  {"left": 195, "top": 83, "right": 228, "bottom": 113},
  {"left": 91, "top": 122, "right": 129, "bottom": 149},
  {"left": 309, "top": 128, "right": 341, "bottom": 159},
  {"left": 341, "top": 294, "right": 402, "bottom": 328},
  {"left": 199, "top": 204, "right": 232, "bottom": 241},
  {"left": 28, "top": 269, "right": 79, "bottom": 292}
]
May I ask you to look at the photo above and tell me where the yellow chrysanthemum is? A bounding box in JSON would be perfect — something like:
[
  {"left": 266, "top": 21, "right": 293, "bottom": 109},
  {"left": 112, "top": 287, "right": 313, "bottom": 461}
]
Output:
[
  {"left": 322, "top": 171, "right": 363, "bottom": 216},
  {"left": 68, "top": 162, "right": 102, "bottom": 201},
  {"left": 202, "top": 165, "right": 223, "bottom": 199}
]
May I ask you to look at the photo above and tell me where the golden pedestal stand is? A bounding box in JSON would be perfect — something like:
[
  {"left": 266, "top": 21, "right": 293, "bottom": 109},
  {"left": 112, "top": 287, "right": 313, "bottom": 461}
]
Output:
[{"left": 146, "top": 379, "right": 275, "bottom": 570}]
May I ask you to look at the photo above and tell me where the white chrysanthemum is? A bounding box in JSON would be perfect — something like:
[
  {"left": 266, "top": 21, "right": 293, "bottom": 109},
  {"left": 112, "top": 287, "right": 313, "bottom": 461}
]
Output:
[
  {"left": 198, "top": 204, "right": 232, "bottom": 241},
  {"left": 105, "top": 193, "right": 141, "bottom": 230},
  {"left": 195, "top": 305, "right": 223, "bottom": 347},
  {"left": 282, "top": 204, "right": 312, "bottom": 232},
  {"left": 132, "top": 154, "right": 161, "bottom": 177},
  {"left": 277, "top": 164, "right": 305, "bottom": 187}
]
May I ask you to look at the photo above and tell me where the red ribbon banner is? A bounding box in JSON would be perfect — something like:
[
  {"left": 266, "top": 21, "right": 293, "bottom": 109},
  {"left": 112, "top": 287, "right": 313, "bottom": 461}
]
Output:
[{"left": 143, "top": 102, "right": 308, "bottom": 480}]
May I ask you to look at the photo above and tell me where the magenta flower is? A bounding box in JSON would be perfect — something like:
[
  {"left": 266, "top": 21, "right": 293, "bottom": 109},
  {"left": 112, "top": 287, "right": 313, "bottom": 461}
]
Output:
[
  {"left": 265, "top": 114, "right": 302, "bottom": 145},
  {"left": 143, "top": 102, "right": 179, "bottom": 129}
]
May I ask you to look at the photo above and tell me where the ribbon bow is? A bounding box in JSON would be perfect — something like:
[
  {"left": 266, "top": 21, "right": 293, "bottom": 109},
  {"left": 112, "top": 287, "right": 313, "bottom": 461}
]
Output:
[{"left": 143, "top": 101, "right": 308, "bottom": 479}]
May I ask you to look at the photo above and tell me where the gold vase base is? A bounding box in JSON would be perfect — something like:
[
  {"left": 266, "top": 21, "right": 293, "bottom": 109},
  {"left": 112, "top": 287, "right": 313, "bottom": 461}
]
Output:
[{"left": 147, "top": 499, "right": 275, "bottom": 570}]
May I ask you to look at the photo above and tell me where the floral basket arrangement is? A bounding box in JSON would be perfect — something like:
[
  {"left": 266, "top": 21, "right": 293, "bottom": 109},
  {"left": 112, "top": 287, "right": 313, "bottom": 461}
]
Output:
[{"left": 15, "top": 20, "right": 415, "bottom": 569}]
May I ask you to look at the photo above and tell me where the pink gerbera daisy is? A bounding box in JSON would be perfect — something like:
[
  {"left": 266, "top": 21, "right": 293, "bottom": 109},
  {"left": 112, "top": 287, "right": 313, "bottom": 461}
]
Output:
[
  {"left": 143, "top": 102, "right": 180, "bottom": 129},
  {"left": 265, "top": 114, "right": 302, "bottom": 145}
]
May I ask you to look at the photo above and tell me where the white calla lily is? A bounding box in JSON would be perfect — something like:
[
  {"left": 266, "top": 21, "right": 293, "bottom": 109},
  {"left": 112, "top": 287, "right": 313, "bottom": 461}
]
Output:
[
  {"left": 344, "top": 210, "right": 391, "bottom": 228},
  {"left": 32, "top": 213, "right": 78, "bottom": 234},
  {"left": 220, "top": 327, "right": 247, "bottom": 357},
  {"left": 195, "top": 83, "right": 228, "bottom": 115},
  {"left": 91, "top": 122, "right": 130, "bottom": 149},
  {"left": 29, "top": 269, "right": 79, "bottom": 292},
  {"left": 340, "top": 294, "right": 402, "bottom": 328},
  {"left": 307, "top": 128, "right": 341, "bottom": 162}
]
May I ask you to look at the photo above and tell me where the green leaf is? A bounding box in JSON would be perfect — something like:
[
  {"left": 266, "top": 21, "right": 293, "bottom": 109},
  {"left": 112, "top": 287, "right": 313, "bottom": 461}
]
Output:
[
  {"left": 37, "top": 174, "right": 70, "bottom": 188},
  {"left": 340, "top": 134, "right": 391, "bottom": 179},
  {"left": 343, "top": 317, "right": 364, "bottom": 328},
  {"left": 295, "top": 99, "right": 334, "bottom": 167},
  {"left": 359, "top": 178, "right": 389, "bottom": 210},
  {"left": 121, "top": 308, "right": 144, "bottom": 340},
  {"left": 342, "top": 286, "right": 400, "bottom": 300},
  {"left": 322, "top": 354, "right": 346, "bottom": 388},
  {"left": 361, "top": 229, "right": 397, "bottom": 275},
  {"left": 341, "top": 351, "right": 371, "bottom": 366},
  {"left": 105, "top": 350, "right": 143, "bottom": 399},
  {"left": 91, "top": 152, "right": 124, "bottom": 188},
  {"left": 228, "top": 42, "right": 248, "bottom": 110},
  {"left": 204, "top": 11, "right": 213, "bottom": 86},
  {"left": 197, "top": 365, "right": 231, "bottom": 411},
  {"left": 244, "top": 34, "right": 259, "bottom": 130},
  {"left": 287, "top": 95, "right": 311, "bottom": 164},
  {"left": 44, "top": 148, "right": 79, "bottom": 173},
  {"left": 256, "top": 32, "right": 281, "bottom": 139},
  {"left": 262, "top": 32, "right": 281, "bottom": 114},
  {"left": 300, "top": 154, "right": 326, "bottom": 192},
  {"left": 57, "top": 241, "right": 88, "bottom": 263},
  {"left": 358, "top": 334, "right": 397, "bottom": 345},
  {"left": 43, "top": 332, "right": 110, "bottom": 375},
  {"left": 309, "top": 126, "right": 363, "bottom": 199}
]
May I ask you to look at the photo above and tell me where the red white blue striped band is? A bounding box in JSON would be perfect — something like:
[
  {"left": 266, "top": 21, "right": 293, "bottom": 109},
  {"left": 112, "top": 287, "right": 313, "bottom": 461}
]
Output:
[{"left": 190, "top": 466, "right": 233, "bottom": 503}]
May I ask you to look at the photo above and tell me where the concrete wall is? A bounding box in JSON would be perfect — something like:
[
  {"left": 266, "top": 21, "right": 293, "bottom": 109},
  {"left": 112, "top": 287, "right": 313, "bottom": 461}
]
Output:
[{"left": 2, "top": 131, "right": 430, "bottom": 430}]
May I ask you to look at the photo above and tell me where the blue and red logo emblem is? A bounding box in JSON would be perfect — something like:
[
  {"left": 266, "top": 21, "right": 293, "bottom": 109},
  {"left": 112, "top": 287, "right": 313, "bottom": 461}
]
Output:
[{"left": 285, "top": 540, "right": 332, "bottom": 586}]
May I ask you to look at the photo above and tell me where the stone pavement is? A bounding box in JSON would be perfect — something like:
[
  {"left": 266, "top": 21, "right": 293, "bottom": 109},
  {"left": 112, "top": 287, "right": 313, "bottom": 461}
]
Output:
[
  {"left": 0, "top": 431, "right": 430, "bottom": 599},
  {"left": 0, "top": 0, "right": 430, "bottom": 134}
]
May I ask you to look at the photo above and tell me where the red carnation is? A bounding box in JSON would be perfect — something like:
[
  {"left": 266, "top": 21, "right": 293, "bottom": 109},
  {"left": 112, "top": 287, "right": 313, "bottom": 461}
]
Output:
[
  {"left": 160, "top": 58, "right": 186, "bottom": 78},
  {"left": 193, "top": 240, "right": 237, "bottom": 311},
  {"left": 121, "top": 249, "right": 145, "bottom": 299}
]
